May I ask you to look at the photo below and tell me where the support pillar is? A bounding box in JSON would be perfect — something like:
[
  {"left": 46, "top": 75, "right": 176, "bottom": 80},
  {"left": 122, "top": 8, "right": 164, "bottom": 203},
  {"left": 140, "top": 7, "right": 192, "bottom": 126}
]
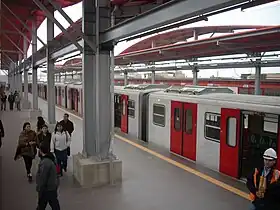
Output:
[
  {"left": 192, "top": 64, "right": 199, "bottom": 85},
  {"left": 17, "top": 54, "right": 22, "bottom": 93},
  {"left": 22, "top": 37, "right": 31, "bottom": 109},
  {"left": 47, "top": 12, "right": 56, "bottom": 125},
  {"left": 32, "top": 20, "right": 39, "bottom": 110},
  {"left": 193, "top": 29, "right": 198, "bottom": 41},
  {"left": 124, "top": 71, "right": 128, "bottom": 85},
  {"left": 254, "top": 59, "right": 261, "bottom": 95},
  {"left": 73, "top": 0, "right": 121, "bottom": 188},
  {"left": 151, "top": 70, "right": 155, "bottom": 84}
]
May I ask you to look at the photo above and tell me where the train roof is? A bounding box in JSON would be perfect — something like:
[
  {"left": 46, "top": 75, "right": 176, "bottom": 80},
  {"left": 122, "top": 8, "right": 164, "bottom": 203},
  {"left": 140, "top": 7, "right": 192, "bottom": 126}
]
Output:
[
  {"left": 150, "top": 91, "right": 280, "bottom": 108},
  {"left": 164, "top": 85, "right": 234, "bottom": 95},
  {"left": 124, "top": 84, "right": 170, "bottom": 90}
]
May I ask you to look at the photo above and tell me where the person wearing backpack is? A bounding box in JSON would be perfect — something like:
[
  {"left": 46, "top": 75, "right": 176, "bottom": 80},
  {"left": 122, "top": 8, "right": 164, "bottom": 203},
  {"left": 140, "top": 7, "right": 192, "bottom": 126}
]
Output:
[
  {"left": 36, "top": 142, "right": 60, "bottom": 210},
  {"left": 50, "top": 122, "right": 71, "bottom": 176}
]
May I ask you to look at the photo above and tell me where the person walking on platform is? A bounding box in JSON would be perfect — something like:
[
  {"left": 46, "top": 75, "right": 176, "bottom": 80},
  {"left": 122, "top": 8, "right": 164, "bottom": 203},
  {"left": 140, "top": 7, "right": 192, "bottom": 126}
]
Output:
[
  {"left": 36, "top": 142, "right": 60, "bottom": 210},
  {"left": 37, "top": 116, "right": 46, "bottom": 134},
  {"left": 36, "top": 124, "right": 52, "bottom": 159},
  {"left": 8, "top": 92, "right": 15, "bottom": 110},
  {"left": 0, "top": 120, "right": 4, "bottom": 148},
  {"left": 247, "top": 148, "right": 280, "bottom": 210},
  {"left": 1, "top": 92, "right": 7, "bottom": 111},
  {"left": 14, "top": 91, "right": 21, "bottom": 111},
  {"left": 14, "top": 122, "right": 37, "bottom": 182},
  {"left": 59, "top": 113, "right": 74, "bottom": 157},
  {"left": 50, "top": 122, "right": 71, "bottom": 176}
]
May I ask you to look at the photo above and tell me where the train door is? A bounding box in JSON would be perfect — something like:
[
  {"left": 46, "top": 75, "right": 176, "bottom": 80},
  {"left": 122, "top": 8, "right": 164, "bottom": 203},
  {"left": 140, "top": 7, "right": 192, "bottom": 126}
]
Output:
[
  {"left": 55, "top": 87, "right": 57, "bottom": 104},
  {"left": 240, "top": 112, "right": 279, "bottom": 177},
  {"left": 170, "top": 101, "right": 183, "bottom": 155},
  {"left": 220, "top": 108, "right": 241, "bottom": 178},
  {"left": 170, "top": 101, "right": 197, "bottom": 160},
  {"left": 182, "top": 103, "right": 197, "bottom": 161},
  {"left": 64, "top": 86, "right": 67, "bottom": 108},
  {"left": 114, "top": 94, "right": 122, "bottom": 128},
  {"left": 58, "top": 87, "right": 62, "bottom": 105},
  {"left": 121, "top": 94, "right": 128, "bottom": 133},
  {"left": 75, "top": 90, "right": 79, "bottom": 112}
]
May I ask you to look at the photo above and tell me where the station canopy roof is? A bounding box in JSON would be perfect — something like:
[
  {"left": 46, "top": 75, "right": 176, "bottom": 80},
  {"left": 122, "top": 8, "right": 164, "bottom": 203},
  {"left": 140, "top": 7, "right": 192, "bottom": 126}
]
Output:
[
  {"left": 0, "top": 0, "right": 81, "bottom": 70},
  {"left": 59, "top": 25, "right": 280, "bottom": 67},
  {"left": 115, "top": 25, "right": 280, "bottom": 65}
]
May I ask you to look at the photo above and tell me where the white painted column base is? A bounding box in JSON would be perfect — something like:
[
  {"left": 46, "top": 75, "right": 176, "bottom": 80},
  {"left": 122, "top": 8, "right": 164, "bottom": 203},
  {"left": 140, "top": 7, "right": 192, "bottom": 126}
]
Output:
[{"left": 73, "top": 153, "right": 122, "bottom": 188}]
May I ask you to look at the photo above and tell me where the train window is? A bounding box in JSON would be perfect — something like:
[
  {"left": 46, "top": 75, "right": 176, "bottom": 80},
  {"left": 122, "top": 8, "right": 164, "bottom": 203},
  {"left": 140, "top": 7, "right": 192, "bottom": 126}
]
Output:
[
  {"left": 128, "top": 100, "right": 135, "bottom": 118},
  {"left": 174, "top": 108, "right": 181, "bottom": 131},
  {"left": 226, "top": 117, "right": 237, "bottom": 147},
  {"left": 185, "top": 109, "right": 192, "bottom": 134},
  {"left": 204, "top": 112, "right": 220, "bottom": 142},
  {"left": 263, "top": 115, "right": 278, "bottom": 134},
  {"left": 153, "top": 104, "right": 165, "bottom": 127}
]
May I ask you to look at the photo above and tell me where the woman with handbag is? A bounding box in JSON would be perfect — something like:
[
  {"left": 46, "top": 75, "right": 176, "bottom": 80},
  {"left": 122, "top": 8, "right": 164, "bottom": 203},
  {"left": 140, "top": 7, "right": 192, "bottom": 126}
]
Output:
[
  {"left": 50, "top": 122, "right": 71, "bottom": 177},
  {"left": 14, "top": 122, "right": 37, "bottom": 182}
]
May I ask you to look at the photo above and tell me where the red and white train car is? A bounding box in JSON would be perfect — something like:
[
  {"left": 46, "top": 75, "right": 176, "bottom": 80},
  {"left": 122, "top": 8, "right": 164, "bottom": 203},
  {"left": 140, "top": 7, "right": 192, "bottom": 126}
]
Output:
[
  {"left": 148, "top": 87, "right": 280, "bottom": 179},
  {"left": 114, "top": 84, "right": 170, "bottom": 140},
  {"left": 66, "top": 82, "right": 83, "bottom": 115}
]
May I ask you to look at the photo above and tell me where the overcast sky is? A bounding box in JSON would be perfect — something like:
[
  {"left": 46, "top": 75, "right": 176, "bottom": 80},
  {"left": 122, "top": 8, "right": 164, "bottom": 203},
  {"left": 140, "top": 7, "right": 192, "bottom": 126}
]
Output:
[{"left": 27, "top": 1, "right": 280, "bottom": 78}]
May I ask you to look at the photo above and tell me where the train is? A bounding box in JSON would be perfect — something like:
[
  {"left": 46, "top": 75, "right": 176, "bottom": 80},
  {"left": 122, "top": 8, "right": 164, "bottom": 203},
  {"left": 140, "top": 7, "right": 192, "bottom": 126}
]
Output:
[
  {"left": 115, "top": 78, "right": 280, "bottom": 96},
  {"left": 25, "top": 82, "right": 280, "bottom": 180}
]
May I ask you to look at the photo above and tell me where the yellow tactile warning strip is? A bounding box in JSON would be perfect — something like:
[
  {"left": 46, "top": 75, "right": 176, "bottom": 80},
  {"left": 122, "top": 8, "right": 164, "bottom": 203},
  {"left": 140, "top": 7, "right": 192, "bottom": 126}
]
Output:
[{"left": 54, "top": 102, "right": 249, "bottom": 200}]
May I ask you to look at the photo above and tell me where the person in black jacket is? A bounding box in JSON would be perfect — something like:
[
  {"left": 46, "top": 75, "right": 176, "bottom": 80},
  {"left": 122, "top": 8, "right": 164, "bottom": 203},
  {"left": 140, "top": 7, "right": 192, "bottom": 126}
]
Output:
[
  {"left": 36, "top": 124, "right": 51, "bottom": 158},
  {"left": 246, "top": 148, "right": 280, "bottom": 210},
  {"left": 59, "top": 113, "right": 74, "bottom": 157},
  {"left": 36, "top": 117, "right": 46, "bottom": 134},
  {"left": 8, "top": 92, "right": 15, "bottom": 111},
  {"left": 0, "top": 120, "right": 4, "bottom": 148},
  {"left": 36, "top": 142, "right": 60, "bottom": 210}
]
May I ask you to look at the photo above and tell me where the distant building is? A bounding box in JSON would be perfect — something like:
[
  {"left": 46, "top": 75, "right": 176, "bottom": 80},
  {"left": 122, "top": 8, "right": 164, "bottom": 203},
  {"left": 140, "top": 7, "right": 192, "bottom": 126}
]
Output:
[{"left": 241, "top": 73, "right": 280, "bottom": 80}]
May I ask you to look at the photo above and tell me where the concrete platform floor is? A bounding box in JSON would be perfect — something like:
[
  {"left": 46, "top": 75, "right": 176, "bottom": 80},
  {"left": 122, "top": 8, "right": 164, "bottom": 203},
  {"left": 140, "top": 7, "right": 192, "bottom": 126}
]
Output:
[{"left": 0, "top": 98, "right": 251, "bottom": 210}]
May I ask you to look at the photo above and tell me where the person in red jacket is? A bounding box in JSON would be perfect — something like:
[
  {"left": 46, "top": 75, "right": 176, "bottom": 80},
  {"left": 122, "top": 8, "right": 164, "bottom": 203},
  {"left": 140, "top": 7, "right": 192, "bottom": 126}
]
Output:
[{"left": 246, "top": 148, "right": 280, "bottom": 210}]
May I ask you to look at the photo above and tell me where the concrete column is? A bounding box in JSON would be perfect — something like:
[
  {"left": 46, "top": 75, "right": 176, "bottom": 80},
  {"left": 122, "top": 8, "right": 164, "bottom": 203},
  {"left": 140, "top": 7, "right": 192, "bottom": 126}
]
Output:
[
  {"left": 32, "top": 20, "right": 38, "bottom": 110},
  {"left": 73, "top": 0, "right": 121, "bottom": 188},
  {"left": 18, "top": 54, "right": 22, "bottom": 93},
  {"left": 254, "top": 59, "right": 261, "bottom": 95},
  {"left": 124, "top": 71, "right": 128, "bottom": 85},
  {"left": 47, "top": 12, "right": 56, "bottom": 124},
  {"left": 23, "top": 37, "right": 30, "bottom": 109},
  {"left": 10, "top": 62, "right": 14, "bottom": 92},
  {"left": 151, "top": 70, "right": 155, "bottom": 84},
  {"left": 192, "top": 64, "right": 199, "bottom": 85},
  {"left": 193, "top": 29, "right": 198, "bottom": 41}
]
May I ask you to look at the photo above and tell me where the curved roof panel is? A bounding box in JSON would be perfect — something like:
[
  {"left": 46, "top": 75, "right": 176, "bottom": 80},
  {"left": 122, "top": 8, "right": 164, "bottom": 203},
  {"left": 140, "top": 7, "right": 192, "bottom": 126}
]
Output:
[
  {"left": 120, "top": 25, "right": 270, "bottom": 54},
  {"left": 115, "top": 26, "right": 280, "bottom": 65}
]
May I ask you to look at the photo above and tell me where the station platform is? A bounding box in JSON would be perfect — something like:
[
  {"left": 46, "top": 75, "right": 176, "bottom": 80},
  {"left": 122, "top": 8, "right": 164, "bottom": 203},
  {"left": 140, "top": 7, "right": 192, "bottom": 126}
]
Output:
[{"left": 0, "top": 96, "right": 251, "bottom": 210}]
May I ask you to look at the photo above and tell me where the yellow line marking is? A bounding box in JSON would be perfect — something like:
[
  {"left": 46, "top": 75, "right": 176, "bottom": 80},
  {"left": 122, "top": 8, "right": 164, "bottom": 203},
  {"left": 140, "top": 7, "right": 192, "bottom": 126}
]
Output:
[
  {"left": 115, "top": 134, "right": 249, "bottom": 200},
  {"left": 42, "top": 98, "right": 249, "bottom": 200}
]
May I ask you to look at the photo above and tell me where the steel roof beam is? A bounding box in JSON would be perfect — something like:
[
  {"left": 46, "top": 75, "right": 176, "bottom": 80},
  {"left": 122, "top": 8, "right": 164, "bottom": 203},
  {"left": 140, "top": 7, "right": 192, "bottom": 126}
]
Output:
[
  {"left": 101, "top": 0, "right": 258, "bottom": 44},
  {"left": 2, "top": 2, "right": 46, "bottom": 47},
  {"left": 46, "top": 0, "right": 96, "bottom": 52},
  {"left": 113, "top": 60, "right": 280, "bottom": 73},
  {"left": 32, "top": 0, "right": 83, "bottom": 52},
  {"left": 0, "top": 30, "right": 21, "bottom": 35},
  {"left": 0, "top": 49, "right": 20, "bottom": 54},
  {"left": 3, "top": 34, "right": 24, "bottom": 54},
  {"left": 1, "top": 14, "right": 31, "bottom": 44}
]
